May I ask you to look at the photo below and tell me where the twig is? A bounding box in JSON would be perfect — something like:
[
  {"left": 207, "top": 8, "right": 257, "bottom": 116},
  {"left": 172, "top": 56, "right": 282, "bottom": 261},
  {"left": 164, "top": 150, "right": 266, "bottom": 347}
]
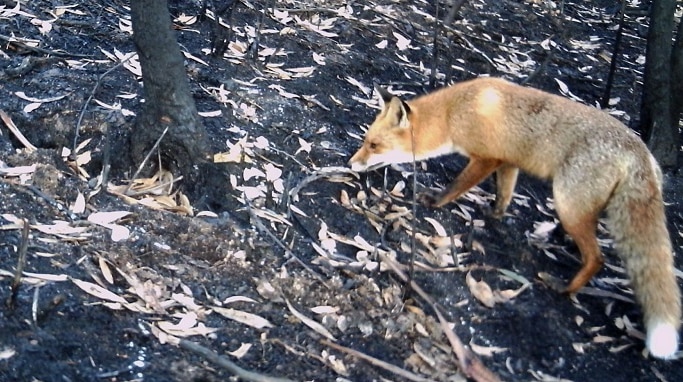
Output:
[
  {"left": 250, "top": 0, "right": 265, "bottom": 62},
  {"left": 246, "top": 201, "right": 327, "bottom": 285},
  {"left": 0, "top": 33, "right": 92, "bottom": 58},
  {"left": 123, "top": 126, "right": 169, "bottom": 195},
  {"left": 72, "top": 53, "right": 136, "bottom": 157},
  {"left": 99, "top": 122, "right": 112, "bottom": 193},
  {"left": 0, "top": 110, "right": 38, "bottom": 151},
  {"left": 578, "top": 286, "right": 635, "bottom": 304},
  {"left": 178, "top": 339, "right": 296, "bottom": 382},
  {"left": 321, "top": 339, "right": 438, "bottom": 382},
  {"left": 4, "top": 56, "right": 63, "bottom": 78},
  {"left": 265, "top": 146, "right": 309, "bottom": 170},
  {"left": 407, "top": 99, "right": 418, "bottom": 297},
  {"left": 273, "top": 7, "right": 338, "bottom": 14},
  {"left": 378, "top": 253, "right": 502, "bottom": 382},
  {"left": 434, "top": 308, "right": 501, "bottom": 382},
  {"left": 429, "top": 1, "right": 440, "bottom": 88},
  {"left": 35, "top": 294, "right": 66, "bottom": 324},
  {"left": 288, "top": 166, "right": 358, "bottom": 202},
  {"left": 521, "top": 44, "right": 555, "bottom": 86},
  {"left": 449, "top": 29, "right": 496, "bottom": 68},
  {"left": 32, "top": 286, "right": 39, "bottom": 325},
  {"left": 7, "top": 219, "right": 29, "bottom": 310},
  {"left": 601, "top": 0, "right": 627, "bottom": 108}
]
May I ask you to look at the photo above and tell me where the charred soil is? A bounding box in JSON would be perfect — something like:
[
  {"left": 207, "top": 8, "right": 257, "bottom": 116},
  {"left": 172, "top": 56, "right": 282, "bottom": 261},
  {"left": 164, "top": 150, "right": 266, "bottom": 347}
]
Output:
[{"left": 0, "top": 1, "right": 682, "bottom": 381}]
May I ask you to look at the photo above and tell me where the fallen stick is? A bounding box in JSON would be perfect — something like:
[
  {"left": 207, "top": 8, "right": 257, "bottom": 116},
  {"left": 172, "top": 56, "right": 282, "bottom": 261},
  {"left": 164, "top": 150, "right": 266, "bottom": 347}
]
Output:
[
  {"left": 0, "top": 110, "right": 37, "bottom": 152},
  {"left": 321, "top": 339, "right": 437, "bottom": 382},
  {"left": 178, "top": 339, "right": 296, "bottom": 382},
  {"left": 379, "top": 253, "right": 502, "bottom": 382}
]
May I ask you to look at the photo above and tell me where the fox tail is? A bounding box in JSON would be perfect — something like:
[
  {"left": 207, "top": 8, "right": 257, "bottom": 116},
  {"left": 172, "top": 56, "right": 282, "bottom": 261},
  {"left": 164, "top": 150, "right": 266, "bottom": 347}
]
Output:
[{"left": 605, "top": 158, "right": 680, "bottom": 359}]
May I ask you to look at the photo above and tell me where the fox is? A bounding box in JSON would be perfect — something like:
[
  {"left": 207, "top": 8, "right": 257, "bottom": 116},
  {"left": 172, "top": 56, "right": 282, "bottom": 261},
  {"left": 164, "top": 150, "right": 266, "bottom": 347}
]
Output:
[{"left": 348, "top": 77, "right": 681, "bottom": 359}]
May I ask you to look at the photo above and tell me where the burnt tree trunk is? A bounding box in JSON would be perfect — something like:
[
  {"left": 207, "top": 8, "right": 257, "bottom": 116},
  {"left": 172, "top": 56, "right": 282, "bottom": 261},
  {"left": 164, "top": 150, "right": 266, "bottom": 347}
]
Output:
[
  {"left": 640, "top": 0, "right": 678, "bottom": 168},
  {"left": 130, "top": 0, "right": 210, "bottom": 181},
  {"left": 671, "top": 17, "right": 683, "bottom": 142}
]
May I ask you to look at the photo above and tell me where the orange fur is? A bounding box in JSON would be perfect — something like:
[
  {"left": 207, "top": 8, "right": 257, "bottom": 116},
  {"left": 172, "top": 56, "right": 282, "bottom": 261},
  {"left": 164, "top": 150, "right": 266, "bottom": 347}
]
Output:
[{"left": 349, "top": 77, "right": 681, "bottom": 359}]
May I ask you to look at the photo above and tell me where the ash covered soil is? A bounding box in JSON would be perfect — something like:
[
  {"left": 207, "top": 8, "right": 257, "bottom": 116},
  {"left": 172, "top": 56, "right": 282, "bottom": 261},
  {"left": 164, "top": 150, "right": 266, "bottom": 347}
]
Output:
[{"left": 0, "top": 0, "right": 682, "bottom": 381}]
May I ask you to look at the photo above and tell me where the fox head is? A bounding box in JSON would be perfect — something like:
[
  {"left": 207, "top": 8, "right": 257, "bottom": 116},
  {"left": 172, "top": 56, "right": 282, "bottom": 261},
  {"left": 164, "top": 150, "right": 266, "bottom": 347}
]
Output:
[{"left": 348, "top": 86, "right": 416, "bottom": 172}]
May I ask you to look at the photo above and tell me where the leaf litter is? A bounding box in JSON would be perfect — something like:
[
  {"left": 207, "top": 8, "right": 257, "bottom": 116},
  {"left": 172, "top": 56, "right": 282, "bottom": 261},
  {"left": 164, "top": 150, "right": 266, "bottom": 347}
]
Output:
[{"left": 0, "top": 0, "right": 681, "bottom": 381}]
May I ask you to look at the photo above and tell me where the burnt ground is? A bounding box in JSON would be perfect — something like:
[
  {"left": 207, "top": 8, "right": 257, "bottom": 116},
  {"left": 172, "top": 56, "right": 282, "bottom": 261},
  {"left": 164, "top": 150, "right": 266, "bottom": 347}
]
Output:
[{"left": 0, "top": 0, "right": 682, "bottom": 381}]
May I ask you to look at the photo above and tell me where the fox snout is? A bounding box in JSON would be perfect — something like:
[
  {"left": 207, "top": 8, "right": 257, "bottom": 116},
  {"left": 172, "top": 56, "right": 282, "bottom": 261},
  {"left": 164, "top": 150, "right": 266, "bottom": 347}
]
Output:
[{"left": 348, "top": 147, "right": 370, "bottom": 172}]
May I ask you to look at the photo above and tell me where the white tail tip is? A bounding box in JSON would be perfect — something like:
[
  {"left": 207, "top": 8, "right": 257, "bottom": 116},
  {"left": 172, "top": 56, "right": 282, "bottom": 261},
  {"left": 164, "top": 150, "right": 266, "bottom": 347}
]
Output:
[{"left": 647, "top": 322, "right": 679, "bottom": 360}]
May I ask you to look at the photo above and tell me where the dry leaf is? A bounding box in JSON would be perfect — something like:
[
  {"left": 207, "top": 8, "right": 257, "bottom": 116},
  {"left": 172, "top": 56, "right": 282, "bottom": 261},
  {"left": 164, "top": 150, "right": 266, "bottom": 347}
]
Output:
[
  {"left": 223, "top": 295, "right": 258, "bottom": 304},
  {"left": 311, "top": 306, "right": 340, "bottom": 315},
  {"left": 592, "top": 335, "right": 615, "bottom": 344},
  {"left": 469, "top": 340, "right": 508, "bottom": 357},
  {"left": 70, "top": 192, "right": 86, "bottom": 214},
  {"left": 424, "top": 217, "right": 447, "bottom": 237},
  {"left": 22, "top": 272, "right": 68, "bottom": 282},
  {"left": 33, "top": 221, "right": 88, "bottom": 236},
  {"left": 87, "top": 211, "right": 132, "bottom": 225},
  {"left": 295, "top": 137, "right": 312, "bottom": 155},
  {"left": 321, "top": 350, "right": 348, "bottom": 376},
  {"left": 157, "top": 318, "right": 218, "bottom": 337},
  {"left": 213, "top": 306, "right": 274, "bottom": 329},
  {"left": 71, "top": 278, "right": 128, "bottom": 304},
  {"left": 228, "top": 343, "right": 252, "bottom": 358},
  {"left": 392, "top": 31, "right": 411, "bottom": 50},
  {"left": 99, "top": 257, "right": 114, "bottom": 284},
  {"left": 0, "top": 164, "right": 36, "bottom": 176},
  {"left": 466, "top": 272, "right": 496, "bottom": 308},
  {"left": 172, "top": 293, "right": 202, "bottom": 312},
  {"left": 0, "top": 348, "right": 16, "bottom": 360},
  {"left": 284, "top": 298, "right": 337, "bottom": 341}
]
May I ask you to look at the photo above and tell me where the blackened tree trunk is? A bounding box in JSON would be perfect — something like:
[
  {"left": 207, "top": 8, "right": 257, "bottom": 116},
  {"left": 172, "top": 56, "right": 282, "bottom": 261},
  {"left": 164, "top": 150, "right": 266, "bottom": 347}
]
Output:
[
  {"left": 130, "top": 0, "right": 210, "bottom": 181},
  {"left": 670, "top": 17, "right": 683, "bottom": 140},
  {"left": 640, "top": 0, "right": 679, "bottom": 168}
]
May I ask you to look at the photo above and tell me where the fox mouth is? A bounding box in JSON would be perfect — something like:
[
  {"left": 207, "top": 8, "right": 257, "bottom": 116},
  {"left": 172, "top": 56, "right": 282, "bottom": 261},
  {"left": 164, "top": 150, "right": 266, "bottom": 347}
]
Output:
[
  {"left": 361, "top": 162, "right": 388, "bottom": 172},
  {"left": 350, "top": 161, "right": 389, "bottom": 172}
]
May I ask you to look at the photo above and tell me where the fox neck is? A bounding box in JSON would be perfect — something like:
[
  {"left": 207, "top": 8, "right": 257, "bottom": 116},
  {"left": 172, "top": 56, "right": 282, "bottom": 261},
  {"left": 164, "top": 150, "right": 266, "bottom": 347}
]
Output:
[{"left": 405, "top": 103, "right": 465, "bottom": 160}]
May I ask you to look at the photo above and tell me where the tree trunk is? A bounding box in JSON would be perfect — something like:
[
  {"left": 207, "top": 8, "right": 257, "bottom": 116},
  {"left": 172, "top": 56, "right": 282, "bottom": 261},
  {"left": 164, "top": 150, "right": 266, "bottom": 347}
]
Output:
[
  {"left": 640, "top": 0, "right": 677, "bottom": 168},
  {"left": 130, "top": 0, "right": 210, "bottom": 180},
  {"left": 670, "top": 17, "right": 683, "bottom": 152}
]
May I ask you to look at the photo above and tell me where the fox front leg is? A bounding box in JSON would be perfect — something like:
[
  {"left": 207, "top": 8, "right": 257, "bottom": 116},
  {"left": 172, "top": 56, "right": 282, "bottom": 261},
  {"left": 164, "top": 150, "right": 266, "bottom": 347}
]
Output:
[
  {"left": 422, "top": 157, "right": 502, "bottom": 209},
  {"left": 492, "top": 164, "right": 519, "bottom": 218}
]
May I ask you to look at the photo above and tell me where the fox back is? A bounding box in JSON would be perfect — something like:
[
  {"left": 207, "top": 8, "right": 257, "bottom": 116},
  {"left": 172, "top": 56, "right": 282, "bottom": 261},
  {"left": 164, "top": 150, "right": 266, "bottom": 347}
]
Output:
[{"left": 350, "top": 77, "right": 642, "bottom": 180}]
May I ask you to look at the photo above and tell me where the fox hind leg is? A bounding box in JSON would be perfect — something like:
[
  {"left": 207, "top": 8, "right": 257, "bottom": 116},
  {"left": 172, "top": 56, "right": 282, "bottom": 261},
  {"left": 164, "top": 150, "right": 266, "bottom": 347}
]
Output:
[
  {"left": 552, "top": 169, "right": 617, "bottom": 293},
  {"left": 556, "top": 210, "right": 604, "bottom": 293}
]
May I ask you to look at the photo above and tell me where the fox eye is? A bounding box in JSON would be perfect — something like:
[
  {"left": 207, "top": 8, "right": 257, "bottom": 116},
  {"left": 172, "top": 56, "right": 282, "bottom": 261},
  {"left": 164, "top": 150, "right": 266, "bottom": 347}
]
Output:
[{"left": 369, "top": 142, "right": 378, "bottom": 150}]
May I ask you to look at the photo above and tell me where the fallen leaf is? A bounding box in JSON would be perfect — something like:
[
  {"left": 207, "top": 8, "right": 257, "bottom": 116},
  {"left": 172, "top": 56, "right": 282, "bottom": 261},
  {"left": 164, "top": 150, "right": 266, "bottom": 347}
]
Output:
[
  {"left": 213, "top": 306, "right": 274, "bottom": 329},
  {"left": 466, "top": 272, "right": 496, "bottom": 308},
  {"left": 87, "top": 211, "right": 132, "bottom": 225},
  {"left": 469, "top": 340, "right": 508, "bottom": 357},
  {"left": 228, "top": 343, "right": 252, "bottom": 358},
  {"left": 284, "top": 298, "right": 337, "bottom": 341},
  {"left": 71, "top": 278, "right": 128, "bottom": 304}
]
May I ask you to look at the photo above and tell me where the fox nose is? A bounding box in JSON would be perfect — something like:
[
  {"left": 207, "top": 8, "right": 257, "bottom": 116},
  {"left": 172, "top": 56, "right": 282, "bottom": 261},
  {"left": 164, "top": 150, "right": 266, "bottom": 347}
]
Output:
[
  {"left": 349, "top": 160, "right": 359, "bottom": 171},
  {"left": 348, "top": 158, "right": 365, "bottom": 172}
]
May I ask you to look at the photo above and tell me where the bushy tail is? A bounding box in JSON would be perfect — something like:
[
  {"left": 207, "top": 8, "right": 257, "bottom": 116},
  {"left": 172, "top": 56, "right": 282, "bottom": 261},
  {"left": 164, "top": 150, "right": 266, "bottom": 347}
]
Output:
[{"left": 605, "top": 162, "right": 681, "bottom": 359}]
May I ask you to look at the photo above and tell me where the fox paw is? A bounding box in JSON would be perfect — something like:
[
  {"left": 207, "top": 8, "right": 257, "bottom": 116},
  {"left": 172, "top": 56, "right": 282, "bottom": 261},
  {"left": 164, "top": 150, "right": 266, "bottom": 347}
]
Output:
[
  {"left": 417, "top": 191, "right": 443, "bottom": 208},
  {"left": 537, "top": 272, "right": 569, "bottom": 293}
]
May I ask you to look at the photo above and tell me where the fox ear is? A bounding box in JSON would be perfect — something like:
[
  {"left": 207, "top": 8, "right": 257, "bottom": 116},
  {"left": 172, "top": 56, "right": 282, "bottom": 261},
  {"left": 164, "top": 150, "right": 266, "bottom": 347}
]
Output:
[
  {"left": 374, "top": 85, "right": 412, "bottom": 129},
  {"left": 374, "top": 85, "right": 394, "bottom": 110},
  {"left": 398, "top": 99, "right": 411, "bottom": 128}
]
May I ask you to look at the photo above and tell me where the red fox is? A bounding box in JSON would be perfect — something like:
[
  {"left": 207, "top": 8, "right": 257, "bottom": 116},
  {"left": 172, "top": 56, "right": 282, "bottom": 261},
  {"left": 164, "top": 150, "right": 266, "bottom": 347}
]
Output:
[{"left": 348, "top": 77, "right": 681, "bottom": 359}]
